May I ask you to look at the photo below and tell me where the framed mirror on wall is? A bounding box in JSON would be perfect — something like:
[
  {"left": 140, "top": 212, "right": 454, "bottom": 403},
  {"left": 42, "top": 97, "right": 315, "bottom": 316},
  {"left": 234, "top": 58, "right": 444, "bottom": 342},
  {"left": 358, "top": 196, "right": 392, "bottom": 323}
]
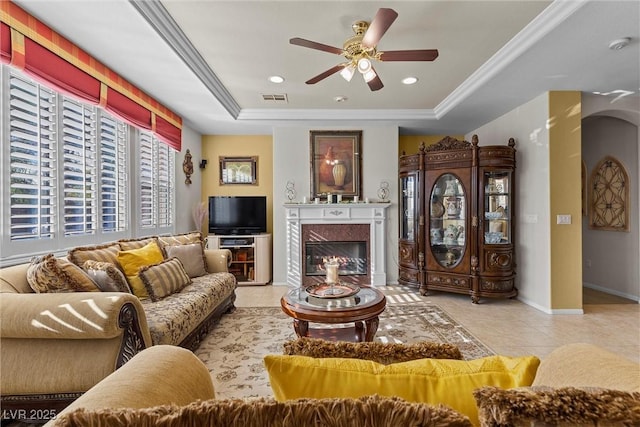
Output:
[{"left": 219, "top": 156, "right": 258, "bottom": 185}]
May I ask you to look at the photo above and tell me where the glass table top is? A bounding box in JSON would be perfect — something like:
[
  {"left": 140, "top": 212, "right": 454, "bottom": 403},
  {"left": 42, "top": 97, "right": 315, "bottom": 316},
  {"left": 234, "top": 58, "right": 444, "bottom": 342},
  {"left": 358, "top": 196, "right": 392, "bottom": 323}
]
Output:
[{"left": 283, "top": 285, "right": 383, "bottom": 311}]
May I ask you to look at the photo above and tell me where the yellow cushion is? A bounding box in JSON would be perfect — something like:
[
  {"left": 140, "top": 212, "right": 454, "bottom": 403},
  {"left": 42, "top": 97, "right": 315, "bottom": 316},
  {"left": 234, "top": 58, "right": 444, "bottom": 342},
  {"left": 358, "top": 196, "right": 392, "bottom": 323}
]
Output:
[
  {"left": 117, "top": 241, "right": 165, "bottom": 299},
  {"left": 264, "top": 354, "right": 540, "bottom": 426}
]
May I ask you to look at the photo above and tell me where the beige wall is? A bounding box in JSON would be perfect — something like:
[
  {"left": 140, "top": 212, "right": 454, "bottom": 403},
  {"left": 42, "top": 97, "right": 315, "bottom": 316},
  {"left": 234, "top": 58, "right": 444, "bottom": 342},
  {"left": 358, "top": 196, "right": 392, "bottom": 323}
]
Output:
[
  {"left": 467, "top": 93, "right": 553, "bottom": 312},
  {"left": 548, "top": 91, "right": 582, "bottom": 310},
  {"left": 200, "top": 135, "right": 274, "bottom": 235}
]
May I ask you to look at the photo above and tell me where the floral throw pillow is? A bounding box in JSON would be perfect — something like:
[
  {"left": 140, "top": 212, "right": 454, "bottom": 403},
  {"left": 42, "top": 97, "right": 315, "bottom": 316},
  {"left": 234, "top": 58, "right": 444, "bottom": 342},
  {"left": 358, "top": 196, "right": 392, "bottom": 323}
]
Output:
[{"left": 27, "top": 254, "right": 100, "bottom": 293}]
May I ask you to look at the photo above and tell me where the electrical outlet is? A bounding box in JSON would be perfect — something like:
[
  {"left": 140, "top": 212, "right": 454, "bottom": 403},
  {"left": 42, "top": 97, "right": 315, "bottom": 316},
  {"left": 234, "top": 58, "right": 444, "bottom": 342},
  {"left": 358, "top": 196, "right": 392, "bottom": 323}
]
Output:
[
  {"left": 585, "top": 259, "right": 592, "bottom": 268},
  {"left": 557, "top": 214, "right": 571, "bottom": 225}
]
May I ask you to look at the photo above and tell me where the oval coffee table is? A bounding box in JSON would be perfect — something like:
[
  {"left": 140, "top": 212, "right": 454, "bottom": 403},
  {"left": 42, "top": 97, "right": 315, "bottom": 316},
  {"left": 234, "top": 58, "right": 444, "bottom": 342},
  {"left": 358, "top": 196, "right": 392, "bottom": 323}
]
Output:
[{"left": 281, "top": 285, "right": 386, "bottom": 342}]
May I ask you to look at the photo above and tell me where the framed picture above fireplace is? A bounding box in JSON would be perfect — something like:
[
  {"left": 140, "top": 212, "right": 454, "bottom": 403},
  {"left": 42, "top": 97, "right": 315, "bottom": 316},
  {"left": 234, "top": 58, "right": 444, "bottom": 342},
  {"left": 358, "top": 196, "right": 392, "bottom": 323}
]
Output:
[{"left": 310, "top": 130, "right": 362, "bottom": 198}]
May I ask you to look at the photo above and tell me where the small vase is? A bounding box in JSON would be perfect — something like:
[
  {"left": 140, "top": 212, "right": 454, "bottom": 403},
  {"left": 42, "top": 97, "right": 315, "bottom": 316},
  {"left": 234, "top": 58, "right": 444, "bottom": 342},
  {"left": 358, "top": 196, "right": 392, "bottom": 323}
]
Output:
[
  {"left": 445, "top": 197, "right": 461, "bottom": 218},
  {"left": 332, "top": 161, "right": 347, "bottom": 189}
]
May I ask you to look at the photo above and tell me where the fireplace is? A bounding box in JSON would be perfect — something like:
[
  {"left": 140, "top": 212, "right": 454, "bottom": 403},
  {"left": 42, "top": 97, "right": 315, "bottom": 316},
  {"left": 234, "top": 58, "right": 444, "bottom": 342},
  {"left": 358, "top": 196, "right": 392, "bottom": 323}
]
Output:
[
  {"left": 302, "top": 223, "right": 369, "bottom": 285},
  {"left": 284, "top": 203, "right": 390, "bottom": 286},
  {"left": 305, "top": 241, "right": 367, "bottom": 277}
]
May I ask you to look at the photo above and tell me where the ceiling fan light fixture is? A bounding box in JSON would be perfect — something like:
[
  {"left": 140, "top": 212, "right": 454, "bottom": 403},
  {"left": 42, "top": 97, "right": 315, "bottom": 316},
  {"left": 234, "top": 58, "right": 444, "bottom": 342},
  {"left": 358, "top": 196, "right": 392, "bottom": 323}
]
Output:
[
  {"left": 363, "top": 69, "right": 377, "bottom": 83},
  {"left": 357, "top": 57, "right": 372, "bottom": 74},
  {"left": 340, "top": 65, "right": 356, "bottom": 82}
]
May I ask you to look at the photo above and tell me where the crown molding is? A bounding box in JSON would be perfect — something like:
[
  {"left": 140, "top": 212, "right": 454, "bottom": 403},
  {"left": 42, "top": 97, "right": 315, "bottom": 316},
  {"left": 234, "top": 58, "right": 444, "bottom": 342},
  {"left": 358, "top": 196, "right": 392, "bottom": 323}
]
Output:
[
  {"left": 435, "top": 0, "right": 588, "bottom": 118},
  {"left": 237, "top": 108, "right": 437, "bottom": 121},
  {"left": 131, "top": 0, "right": 587, "bottom": 126},
  {"left": 129, "top": 0, "right": 241, "bottom": 119}
]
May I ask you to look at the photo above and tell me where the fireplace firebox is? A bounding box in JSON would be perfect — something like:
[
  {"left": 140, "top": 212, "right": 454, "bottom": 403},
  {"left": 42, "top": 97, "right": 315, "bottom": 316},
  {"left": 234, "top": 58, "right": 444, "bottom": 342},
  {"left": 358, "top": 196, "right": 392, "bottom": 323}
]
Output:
[
  {"left": 301, "top": 223, "right": 370, "bottom": 286},
  {"left": 305, "top": 241, "right": 367, "bottom": 277}
]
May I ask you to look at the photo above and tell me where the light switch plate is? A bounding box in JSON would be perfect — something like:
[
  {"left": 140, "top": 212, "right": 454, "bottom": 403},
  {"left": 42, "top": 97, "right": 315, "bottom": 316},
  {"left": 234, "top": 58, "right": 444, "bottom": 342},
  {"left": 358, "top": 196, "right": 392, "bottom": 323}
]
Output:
[{"left": 557, "top": 214, "right": 572, "bottom": 224}]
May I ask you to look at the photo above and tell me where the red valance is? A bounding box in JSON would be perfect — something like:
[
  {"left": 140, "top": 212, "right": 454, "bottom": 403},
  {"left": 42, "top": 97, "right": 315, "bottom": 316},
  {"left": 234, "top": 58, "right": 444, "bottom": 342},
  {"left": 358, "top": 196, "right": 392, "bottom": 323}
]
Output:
[
  {"left": 155, "top": 115, "right": 182, "bottom": 151},
  {"left": 0, "top": 22, "right": 9, "bottom": 64},
  {"left": 24, "top": 38, "right": 100, "bottom": 104},
  {"left": 106, "top": 87, "right": 152, "bottom": 130},
  {"left": 1, "top": 1, "right": 182, "bottom": 150}
]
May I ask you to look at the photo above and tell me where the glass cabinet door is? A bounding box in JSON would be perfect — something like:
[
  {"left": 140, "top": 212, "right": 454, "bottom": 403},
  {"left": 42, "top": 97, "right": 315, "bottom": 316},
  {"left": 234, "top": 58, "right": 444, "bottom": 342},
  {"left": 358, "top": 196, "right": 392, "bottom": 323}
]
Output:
[
  {"left": 430, "top": 173, "right": 466, "bottom": 268},
  {"left": 483, "top": 171, "right": 511, "bottom": 244},
  {"left": 400, "top": 173, "right": 417, "bottom": 241}
]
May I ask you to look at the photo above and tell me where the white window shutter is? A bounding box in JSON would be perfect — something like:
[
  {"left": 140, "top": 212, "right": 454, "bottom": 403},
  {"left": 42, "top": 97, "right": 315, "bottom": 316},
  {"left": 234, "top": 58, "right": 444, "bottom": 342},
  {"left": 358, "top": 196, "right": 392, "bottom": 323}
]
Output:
[{"left": 8, "top": 74, "right": 57, "bottom": 241}]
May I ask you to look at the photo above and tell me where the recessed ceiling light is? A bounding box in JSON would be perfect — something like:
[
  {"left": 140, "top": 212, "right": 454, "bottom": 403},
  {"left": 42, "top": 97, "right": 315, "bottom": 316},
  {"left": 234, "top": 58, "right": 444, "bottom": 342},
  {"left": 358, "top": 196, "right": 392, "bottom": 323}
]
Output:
[
  {"left": 269, "top": 75, "right": 284, "bottom": 83},
  {"left": 402, "top": 77, "right": 418, "bottom": 85},
  {"left": 334, "top": 96, "right": 348, "bottom": 103}
]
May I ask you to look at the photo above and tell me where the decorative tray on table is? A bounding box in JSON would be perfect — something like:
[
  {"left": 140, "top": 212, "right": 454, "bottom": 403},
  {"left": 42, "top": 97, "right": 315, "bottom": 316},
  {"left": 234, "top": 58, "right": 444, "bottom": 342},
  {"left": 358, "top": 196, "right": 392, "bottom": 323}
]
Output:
[{"left": 305, "top": 282, "right": 360, "bottom": 299}]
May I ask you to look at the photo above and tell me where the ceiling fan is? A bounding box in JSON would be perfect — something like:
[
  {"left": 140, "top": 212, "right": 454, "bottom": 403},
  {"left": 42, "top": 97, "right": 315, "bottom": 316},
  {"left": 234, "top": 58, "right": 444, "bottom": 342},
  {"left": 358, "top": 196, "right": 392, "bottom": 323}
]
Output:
[{"left": 290, "top": 8, "right": 439, "bottom": 91}]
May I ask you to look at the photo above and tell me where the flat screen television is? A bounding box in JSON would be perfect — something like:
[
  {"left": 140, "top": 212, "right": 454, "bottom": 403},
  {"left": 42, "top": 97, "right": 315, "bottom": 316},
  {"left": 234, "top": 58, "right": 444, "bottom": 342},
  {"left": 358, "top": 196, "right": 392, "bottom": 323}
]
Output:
[{"left": 208, "top": 196, "right": 267, "bottom": 235}]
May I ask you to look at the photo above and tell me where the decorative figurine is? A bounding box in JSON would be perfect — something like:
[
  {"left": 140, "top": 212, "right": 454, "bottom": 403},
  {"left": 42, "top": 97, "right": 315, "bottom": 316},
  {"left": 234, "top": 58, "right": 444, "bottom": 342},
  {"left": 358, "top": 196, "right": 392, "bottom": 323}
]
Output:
[{"left": 182, "top": 149, "right": 194, "bottom": 184}]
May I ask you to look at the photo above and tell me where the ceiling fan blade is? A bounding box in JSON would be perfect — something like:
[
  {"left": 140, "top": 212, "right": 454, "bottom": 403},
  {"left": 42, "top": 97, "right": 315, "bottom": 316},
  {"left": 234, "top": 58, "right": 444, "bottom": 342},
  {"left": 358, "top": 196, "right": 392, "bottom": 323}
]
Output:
[
  {"left": 366, "top": 68, "right": 384, "bottom": 91},
  {"left": 362, "top": 8, "right": 398, "bottom": 48},
  {"left": 306, "top": 64, "right": 344, "bottom": 84},
  {"left": 379, "top": 49, "right": 439, "bottom": 61},
  {"left": 290, "top": 37, "right": 343, "bottom": 55}
]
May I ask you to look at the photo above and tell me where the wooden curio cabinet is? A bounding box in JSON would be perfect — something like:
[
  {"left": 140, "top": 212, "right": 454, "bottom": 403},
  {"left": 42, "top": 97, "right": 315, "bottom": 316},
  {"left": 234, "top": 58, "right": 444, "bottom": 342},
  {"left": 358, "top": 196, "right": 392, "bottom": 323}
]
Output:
[
  {"left": 398, "top": 150, "right": 424, "bottom": 288},
  {"left": 398, "top": 135, "right": 517, "bottom": 303}
]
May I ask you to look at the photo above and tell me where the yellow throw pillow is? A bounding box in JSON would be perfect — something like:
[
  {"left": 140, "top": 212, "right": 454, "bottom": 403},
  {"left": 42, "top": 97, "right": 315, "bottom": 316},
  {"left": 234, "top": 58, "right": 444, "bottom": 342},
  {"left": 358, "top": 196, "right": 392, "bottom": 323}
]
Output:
[
  {"left": 264, "top": 354, "right": 540, "bottom": 426},
  {"left": 117, "top": 241, "right": 165, "bottom": 299}
]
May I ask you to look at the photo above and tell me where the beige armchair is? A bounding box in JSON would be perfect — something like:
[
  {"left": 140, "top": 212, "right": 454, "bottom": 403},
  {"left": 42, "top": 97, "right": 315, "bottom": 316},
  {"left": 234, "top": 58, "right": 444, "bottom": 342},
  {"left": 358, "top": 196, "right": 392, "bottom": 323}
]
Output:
[{"left": 1, "top": 286, "right": 151, "bottom": 416}]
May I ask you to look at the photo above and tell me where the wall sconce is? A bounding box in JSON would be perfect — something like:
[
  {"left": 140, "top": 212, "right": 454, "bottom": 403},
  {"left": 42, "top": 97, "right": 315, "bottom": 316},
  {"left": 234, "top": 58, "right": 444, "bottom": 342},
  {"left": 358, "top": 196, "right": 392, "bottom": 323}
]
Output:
[{"left": 199, "top": 159, "right": 208, "bottom": 169}]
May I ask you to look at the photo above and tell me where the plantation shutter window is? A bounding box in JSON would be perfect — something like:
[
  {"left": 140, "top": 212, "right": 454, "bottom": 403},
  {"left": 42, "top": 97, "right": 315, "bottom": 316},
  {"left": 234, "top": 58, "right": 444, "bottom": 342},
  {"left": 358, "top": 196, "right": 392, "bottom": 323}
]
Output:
[
  {"left": 157, "top": 142, "right": 174, "bottom": 228},
  {"left": 61, "top": 98, "right": 98, "bottom": 236},
  {"left": 5, "top": 69, "right": 134, "bottom": 247},
  {"left": 139, "top": 131, "right": 174, "bottom": 230},
  {"left": 99, "top": 114, "right": 127, "bottom": 233},
  {"left": 139, "top": 132, "right": 155, "bottom": 228},
  {"left": 8, "top": 73, "right": 57, "bottom": 241}
]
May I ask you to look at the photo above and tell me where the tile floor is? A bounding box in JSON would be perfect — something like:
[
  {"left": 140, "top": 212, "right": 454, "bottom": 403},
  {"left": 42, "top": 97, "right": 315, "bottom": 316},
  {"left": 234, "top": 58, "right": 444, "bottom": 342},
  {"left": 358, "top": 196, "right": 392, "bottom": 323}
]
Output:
[{"left": 235, "top": 284, "right": 640, "bottom": 363}]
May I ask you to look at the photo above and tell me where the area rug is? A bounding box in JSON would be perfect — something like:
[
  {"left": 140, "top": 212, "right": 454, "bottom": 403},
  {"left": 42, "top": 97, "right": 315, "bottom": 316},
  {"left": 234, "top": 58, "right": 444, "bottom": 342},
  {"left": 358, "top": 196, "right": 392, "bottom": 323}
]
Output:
[{"left": 194, "top": 304, "right": 494, "bottom": 400}]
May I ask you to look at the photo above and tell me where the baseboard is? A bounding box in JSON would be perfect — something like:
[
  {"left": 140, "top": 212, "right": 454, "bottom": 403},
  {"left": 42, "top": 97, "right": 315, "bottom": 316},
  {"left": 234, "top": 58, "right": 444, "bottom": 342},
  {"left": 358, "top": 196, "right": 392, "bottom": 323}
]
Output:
[
  {"left": 516, "top": 295, "right": 584, "bottom": 315},
  {"left": 583, "top": 282, "right": 640, "bottom": 302}
]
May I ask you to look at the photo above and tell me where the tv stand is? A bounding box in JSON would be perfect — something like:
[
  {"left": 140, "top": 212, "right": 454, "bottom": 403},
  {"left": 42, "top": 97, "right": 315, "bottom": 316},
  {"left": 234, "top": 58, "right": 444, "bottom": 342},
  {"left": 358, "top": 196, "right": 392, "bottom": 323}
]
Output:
[{"left": 206, "top": 234, "right": 271, "bottom": 286}]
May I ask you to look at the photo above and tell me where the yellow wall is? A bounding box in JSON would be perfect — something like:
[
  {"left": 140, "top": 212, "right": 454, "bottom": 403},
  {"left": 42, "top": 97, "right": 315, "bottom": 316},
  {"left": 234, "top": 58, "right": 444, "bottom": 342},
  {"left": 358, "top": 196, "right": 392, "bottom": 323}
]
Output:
[
  {"left": 548, "top": 91, "right": 582, "bottom": 309},
  {"left": 399, "top": 135, "right": 465, "bottom": 155},
  {"left": 201, "top": 135, "right": 274, "bottom": 235}
]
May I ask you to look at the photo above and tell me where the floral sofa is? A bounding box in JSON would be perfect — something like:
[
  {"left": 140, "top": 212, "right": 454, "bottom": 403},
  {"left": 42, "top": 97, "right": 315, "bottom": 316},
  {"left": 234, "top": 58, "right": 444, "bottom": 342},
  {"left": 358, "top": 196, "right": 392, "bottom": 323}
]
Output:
[{"left": 0, "top": 232, "right": 237, "bottom": 416}]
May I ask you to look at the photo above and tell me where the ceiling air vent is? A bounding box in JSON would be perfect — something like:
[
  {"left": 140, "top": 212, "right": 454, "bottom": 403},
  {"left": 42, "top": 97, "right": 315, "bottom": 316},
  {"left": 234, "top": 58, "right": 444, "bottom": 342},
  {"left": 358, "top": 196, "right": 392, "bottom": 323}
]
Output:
[{"left": 262, "top": 94, "right": 288, "bottom": 103}]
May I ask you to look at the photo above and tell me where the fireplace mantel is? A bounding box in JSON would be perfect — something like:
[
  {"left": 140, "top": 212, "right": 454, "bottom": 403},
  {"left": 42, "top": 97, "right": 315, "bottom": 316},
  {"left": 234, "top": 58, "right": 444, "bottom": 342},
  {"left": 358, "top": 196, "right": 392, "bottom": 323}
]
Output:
[{"left": 284, "top": 203, "right": 390, "bottom": 286}]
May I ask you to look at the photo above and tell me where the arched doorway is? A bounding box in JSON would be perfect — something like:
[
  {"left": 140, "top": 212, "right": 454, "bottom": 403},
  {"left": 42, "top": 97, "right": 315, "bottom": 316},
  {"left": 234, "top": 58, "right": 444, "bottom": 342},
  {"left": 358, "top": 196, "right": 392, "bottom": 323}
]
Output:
[{"left": 581, "top": 95, "right": 639, "bottom": 304}]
